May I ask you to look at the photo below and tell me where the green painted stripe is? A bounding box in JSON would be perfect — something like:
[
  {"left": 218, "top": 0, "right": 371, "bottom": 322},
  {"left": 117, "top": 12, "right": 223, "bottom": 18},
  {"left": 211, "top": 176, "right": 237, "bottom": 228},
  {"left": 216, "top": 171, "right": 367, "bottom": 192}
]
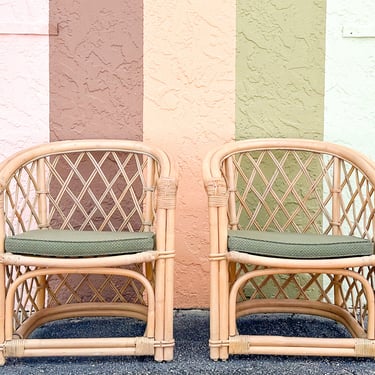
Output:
[
  {"left": 236, "top": 1, "right": 326, "bottom": 140},
  {"left": 235, "top": 2, "right": 327, "bottom": 299}
]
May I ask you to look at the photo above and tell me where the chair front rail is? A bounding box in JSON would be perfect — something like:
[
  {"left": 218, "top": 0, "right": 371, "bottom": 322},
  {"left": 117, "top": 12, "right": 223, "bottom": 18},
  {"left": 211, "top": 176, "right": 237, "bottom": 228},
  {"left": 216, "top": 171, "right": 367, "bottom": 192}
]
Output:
[
  {"left": 1, "top": 251, "right": 157, "bottom": 268},
  {"left": 5, "top": 266, "right": 156, "bottom": 340},
  {"left": 228, "top": 267, "right": 375, "bottom": 338}
]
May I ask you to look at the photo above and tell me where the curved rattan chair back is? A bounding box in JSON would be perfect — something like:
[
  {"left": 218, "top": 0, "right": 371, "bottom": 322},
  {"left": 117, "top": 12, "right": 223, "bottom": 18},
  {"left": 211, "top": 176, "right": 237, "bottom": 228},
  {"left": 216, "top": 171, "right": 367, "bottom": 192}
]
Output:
[{"left": 218, "top": 139, "right": 375, "bottom": 238}]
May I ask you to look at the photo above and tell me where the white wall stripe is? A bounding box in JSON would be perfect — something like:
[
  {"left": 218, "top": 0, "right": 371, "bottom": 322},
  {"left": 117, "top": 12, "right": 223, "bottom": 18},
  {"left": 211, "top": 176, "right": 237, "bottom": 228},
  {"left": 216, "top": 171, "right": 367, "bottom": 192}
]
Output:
[
  {"left": 0, "top": 0, "right": 49, "bottom": 160},
  {"left": 324, "top": 0, "right": 375, "bottom": 160}
]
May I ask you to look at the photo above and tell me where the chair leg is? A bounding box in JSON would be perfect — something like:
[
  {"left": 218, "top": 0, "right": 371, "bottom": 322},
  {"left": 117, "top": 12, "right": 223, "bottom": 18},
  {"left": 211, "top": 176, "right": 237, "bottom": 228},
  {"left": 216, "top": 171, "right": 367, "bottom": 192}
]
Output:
[
  {"left": 162, "top": 256, "right": 174, "bottom": 361},
  {"left": 210, "top": 256, "right": 220, "bottom": 360},
  {"left": 0, "top": 334, "right": 4, "bottom": 366},
  {"left": 154, "top": 257, "right": 165, "bottom": 362},
  {"left": 210, "top": 257, "right": 230, "bottom": 360},
  {"left": 0, "top": 265, "right": 5, "bottom": 366},
  {"left": 219, "top": 258, "right": 229, "bottom": 360}
]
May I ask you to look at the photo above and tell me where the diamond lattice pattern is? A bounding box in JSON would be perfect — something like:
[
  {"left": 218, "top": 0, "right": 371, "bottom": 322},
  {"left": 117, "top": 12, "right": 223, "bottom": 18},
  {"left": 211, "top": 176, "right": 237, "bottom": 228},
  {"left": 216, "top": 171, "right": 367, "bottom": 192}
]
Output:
[{"left": 4, "top": 150, "right": 159, "bottom": 327}]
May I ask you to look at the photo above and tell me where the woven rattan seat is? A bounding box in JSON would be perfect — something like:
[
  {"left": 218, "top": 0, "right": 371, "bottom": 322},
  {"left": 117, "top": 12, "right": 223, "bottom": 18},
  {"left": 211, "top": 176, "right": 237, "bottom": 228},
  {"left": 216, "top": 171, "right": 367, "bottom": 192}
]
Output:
[
  {"left": 203, "top": 138, "right": 375, "bottom": 360},
  {"left": 0, "top": 139, "right": 177, "bottom": 365},
  {"left": 228, "top": 230, "right": 373, "bottom": 259}
]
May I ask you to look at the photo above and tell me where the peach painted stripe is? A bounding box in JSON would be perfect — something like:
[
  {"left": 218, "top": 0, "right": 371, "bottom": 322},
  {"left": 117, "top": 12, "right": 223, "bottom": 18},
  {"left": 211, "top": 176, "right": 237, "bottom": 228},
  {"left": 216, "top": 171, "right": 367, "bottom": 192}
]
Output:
[{"left": 144, "top": 0, "right": 236, "bottom": 308}]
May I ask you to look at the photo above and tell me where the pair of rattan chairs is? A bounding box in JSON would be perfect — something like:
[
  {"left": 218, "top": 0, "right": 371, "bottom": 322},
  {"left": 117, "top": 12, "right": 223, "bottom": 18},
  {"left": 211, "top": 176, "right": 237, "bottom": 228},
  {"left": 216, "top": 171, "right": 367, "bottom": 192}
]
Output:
[{"left": 0, "top": 138, "right": 375, "bottom": 365}]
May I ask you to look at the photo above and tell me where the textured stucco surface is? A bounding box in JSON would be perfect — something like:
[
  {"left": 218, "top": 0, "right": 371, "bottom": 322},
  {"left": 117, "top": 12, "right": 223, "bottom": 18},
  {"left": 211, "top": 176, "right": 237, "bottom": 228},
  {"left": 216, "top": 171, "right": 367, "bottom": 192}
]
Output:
[
  {"left": 324, "top": 0, "right": 375, "bottom": 160},
  {"left": 49, "top": 1, "right": 143, "bottom": 140},
  {"left": 144, "top": 0, "right": 236, "bottom": 307},
  {"left": 236, "top": 0, "right": 326, "bottom": 140},
  {"left": 2, "top": 1, "right": 374, "bottom": 311},
  {"left": 0, "top": 0, "right": 49, "bottom": 159}
]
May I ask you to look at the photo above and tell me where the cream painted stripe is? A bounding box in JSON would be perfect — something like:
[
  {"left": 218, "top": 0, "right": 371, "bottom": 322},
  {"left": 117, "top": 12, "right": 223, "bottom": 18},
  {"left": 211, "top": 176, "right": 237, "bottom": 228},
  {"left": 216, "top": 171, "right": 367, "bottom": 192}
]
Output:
[
  {"left": 324, "top": 1, "right": 375, "bottom": 161},
  {"left": 143, "top": 0, "right": 236, "bottom": 308},
  {"left": 0, "top": 1, "right": 49, "bottom": 160}
]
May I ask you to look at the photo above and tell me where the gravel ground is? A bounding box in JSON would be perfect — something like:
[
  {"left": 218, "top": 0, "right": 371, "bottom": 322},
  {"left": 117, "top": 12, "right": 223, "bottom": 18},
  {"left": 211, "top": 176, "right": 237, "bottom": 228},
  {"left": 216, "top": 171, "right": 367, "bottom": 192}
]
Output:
[{"left": 3, "top": 309, "right": 375, "bottom": 375}]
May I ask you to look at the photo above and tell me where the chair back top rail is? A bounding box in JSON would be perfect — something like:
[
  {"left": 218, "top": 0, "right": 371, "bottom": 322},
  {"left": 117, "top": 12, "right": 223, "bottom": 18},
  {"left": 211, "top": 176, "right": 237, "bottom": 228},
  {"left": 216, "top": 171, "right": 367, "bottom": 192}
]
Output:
[
  {"left": 203, "top": 138, "right": 375, "bottom": 184},
  {"left": 0, "top": 139, "right": 176, "bottom": 186}
]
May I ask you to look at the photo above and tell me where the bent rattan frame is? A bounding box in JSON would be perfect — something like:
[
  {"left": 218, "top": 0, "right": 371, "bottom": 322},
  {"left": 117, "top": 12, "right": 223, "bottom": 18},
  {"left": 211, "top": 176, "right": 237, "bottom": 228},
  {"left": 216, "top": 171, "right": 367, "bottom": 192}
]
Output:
[
  {"left": 203, "top": 138, "right": 375, "bottom": 360},
  {"left": 0, "top": 139, "right": 177, "bottom": 364}
]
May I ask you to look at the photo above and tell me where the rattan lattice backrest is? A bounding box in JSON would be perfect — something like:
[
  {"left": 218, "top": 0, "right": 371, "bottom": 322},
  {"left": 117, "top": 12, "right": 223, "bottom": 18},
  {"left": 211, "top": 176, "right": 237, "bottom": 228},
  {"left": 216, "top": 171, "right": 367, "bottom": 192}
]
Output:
[
  {"left": 1, "top": 140, "right": 169, "bottom": 237},
  {"left": 215, "top": 140, "right": 375, "bottom": 240}
]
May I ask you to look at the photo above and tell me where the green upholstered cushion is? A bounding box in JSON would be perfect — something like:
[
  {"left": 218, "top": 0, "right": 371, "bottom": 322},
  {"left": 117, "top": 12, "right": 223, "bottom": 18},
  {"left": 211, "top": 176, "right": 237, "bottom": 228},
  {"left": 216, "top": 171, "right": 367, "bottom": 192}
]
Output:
[
  {"left": 5, "top": 229, "right": 155, "bottom": 257},
  {"left": 228, "top": 230, "right": 373, "bottom": 259}
]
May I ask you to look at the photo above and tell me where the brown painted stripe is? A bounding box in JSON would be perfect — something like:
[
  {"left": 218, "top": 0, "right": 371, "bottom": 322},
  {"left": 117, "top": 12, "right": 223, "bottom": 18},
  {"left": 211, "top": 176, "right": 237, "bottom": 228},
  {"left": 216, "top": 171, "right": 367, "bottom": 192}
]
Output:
[{"left": 49, "top": 1, "right": 143, "bottom": 141}]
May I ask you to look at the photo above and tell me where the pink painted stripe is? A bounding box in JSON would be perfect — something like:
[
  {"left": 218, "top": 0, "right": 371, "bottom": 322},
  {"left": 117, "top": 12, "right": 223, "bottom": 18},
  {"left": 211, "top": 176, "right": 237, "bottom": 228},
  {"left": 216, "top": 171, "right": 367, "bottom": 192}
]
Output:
[{"left": 49, "top": 1, "right": 143, "bottom": 141}]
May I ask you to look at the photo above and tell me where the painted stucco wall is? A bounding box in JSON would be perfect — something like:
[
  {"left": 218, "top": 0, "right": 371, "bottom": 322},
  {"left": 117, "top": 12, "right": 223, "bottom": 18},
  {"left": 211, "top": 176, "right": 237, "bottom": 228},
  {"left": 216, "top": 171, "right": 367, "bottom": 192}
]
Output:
[
  {"left": 144, "top": 0, "right": 236, "bottom": 307},
  {"left": 324, "top": 0, "right": 375, "bottom": 160},
  {"left": 236, "top": 1, "right": 326, "bottom": 140},
  {"left": 0, "top": 0, "right": 49, "bottom": 159},
  {"left": 49, "top": 0, "right": 143, "bottom": 141},
  {"left": 1, "top": 1, "right": 375, "bottom": 309}
]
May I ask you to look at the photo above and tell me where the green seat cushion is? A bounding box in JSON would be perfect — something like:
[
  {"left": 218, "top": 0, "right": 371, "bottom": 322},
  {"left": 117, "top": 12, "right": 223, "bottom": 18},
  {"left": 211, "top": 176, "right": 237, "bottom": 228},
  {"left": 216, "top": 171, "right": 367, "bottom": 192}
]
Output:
[
  {"left": 228, "top": 230, "right": 373, "bottom": 259},
  {"left": 5, "top": 229, "right": 155, "bottom": 257}
]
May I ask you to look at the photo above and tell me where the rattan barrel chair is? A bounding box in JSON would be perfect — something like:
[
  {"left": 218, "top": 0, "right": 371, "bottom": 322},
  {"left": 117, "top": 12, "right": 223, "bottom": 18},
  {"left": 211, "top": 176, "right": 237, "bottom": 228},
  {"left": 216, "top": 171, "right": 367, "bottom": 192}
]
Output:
[
  {"left": 0, "top": 139, "right": 177, "bottom": 364},
  {"left": 203, "top": 138, "right": 375, "bottom": 360}
]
